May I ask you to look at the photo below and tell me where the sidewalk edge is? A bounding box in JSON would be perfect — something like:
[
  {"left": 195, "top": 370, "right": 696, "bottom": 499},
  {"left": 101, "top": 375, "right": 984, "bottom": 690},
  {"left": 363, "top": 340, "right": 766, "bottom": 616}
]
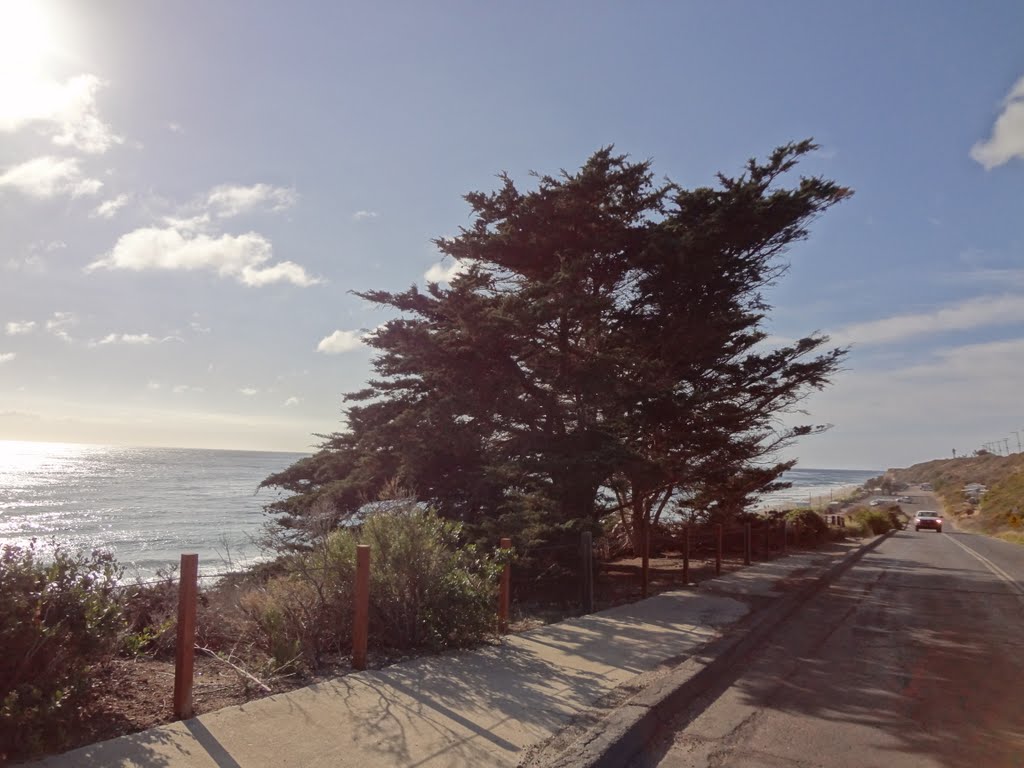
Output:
[{"left": 536, "top": 532, "right": 893, "bottom": 768}]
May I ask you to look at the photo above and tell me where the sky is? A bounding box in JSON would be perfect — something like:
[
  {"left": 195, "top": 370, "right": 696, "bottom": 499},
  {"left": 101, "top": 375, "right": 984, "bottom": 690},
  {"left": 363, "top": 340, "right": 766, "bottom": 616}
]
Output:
[{"left": 1, "top": 1, "right": 1023, "bottom": 470}]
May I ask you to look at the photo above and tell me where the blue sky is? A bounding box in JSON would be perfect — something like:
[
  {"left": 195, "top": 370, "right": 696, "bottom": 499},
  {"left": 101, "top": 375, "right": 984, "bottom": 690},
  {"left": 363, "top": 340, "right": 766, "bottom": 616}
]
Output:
[{"left": 1, "top": 1, "right": 1023, "bottom": 469}]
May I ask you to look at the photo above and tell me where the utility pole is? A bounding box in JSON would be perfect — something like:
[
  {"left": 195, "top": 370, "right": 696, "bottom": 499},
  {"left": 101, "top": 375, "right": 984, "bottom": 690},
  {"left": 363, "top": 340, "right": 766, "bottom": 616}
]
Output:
[
  {"left": 1004, "top": 438, "right": 1011, "bottom": 455},
  {"left": 1014, "top": 431, "right": 1022, "bottom": 453}
]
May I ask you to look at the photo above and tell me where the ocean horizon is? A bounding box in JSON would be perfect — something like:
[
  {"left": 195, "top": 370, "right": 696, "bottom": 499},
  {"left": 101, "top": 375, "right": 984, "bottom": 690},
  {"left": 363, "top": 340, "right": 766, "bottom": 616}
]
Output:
[{"left": 0, "top": 440, "right": 880, "bottom": 578}]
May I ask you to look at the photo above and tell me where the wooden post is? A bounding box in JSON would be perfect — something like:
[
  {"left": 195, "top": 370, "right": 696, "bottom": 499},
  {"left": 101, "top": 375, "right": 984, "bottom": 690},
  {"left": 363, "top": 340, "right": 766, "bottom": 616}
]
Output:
[
  {"left": 641, "top": 518, "right": 651, "bottom": 598},
  {"left": 499, "top": 537, "right": 512, "bottom": 632},
  {"left": 580, "top": 531, "right": 594, "bottom": 613},
  {"left": 782, "top": 519, "right": 788, "bottom": 554},
  {"left": 682, "top": 525, "right": 690, "bottom": 585},
  {"left": 715, "top": 523, "right": 723, "bottom": 576},
  {"left": 352, "top": 544, "right": 370, "bottom": 670},
  {"left": 744, "top": 523, "right": 752, "bottom": 566},
  {"left": 173, "top": 553, "right": 199, "bottom": 721}
]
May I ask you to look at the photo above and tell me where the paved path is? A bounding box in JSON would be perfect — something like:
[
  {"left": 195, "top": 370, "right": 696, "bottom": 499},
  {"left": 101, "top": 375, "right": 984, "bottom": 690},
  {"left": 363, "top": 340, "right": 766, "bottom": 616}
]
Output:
[
  {"left": 31, "top": 548, "right": 855, "bottom": 768},
  {"left": 637, "top": 525, "right": 1024, "bottom": 768}
]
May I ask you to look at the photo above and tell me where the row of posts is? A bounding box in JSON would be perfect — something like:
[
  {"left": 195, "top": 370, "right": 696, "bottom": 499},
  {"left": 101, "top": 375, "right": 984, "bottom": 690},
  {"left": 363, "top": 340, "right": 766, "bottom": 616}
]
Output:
[{"left": 171, "top": 520, "right": 792, "bottom": 720}]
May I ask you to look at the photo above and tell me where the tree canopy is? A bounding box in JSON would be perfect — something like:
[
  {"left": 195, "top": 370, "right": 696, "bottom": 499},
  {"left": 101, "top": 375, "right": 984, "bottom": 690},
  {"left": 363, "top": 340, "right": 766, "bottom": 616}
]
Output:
[{"left": 262, "top": 141, "right": 851, "bottom": 552}]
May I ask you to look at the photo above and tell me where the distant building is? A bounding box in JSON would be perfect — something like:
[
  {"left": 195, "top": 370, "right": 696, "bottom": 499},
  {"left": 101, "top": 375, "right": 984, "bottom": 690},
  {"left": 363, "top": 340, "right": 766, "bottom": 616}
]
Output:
[{"left": 963, "top": 483, "right": 988, "bottom": 500}]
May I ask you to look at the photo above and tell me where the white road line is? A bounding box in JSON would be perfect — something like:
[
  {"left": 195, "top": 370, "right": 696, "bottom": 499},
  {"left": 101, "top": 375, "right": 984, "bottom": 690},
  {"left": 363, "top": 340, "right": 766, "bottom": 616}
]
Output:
[{"left": 944, "top": 533, "right": 1024, "bottom": 597}]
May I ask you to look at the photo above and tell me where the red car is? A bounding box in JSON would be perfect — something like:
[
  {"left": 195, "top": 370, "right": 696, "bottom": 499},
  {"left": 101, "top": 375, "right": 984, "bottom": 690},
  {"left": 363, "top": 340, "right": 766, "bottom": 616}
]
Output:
[{"left": 914, "top": 510, "right": 943, "bottom": 532}]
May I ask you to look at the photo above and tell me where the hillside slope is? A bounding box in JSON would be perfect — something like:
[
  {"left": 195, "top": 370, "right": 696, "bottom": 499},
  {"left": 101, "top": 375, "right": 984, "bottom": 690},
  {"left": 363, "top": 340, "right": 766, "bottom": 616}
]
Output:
[{"left": 883, "top": 454, "right": 1024, "bottom": 542}]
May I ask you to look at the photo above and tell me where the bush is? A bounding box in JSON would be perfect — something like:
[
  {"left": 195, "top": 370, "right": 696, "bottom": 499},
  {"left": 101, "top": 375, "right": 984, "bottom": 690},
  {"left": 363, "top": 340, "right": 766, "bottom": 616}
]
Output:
[
  {"left": 359, "top": 510, "right": 503, "bottom": 650},
  {"left": 243, "top": 507, "right": 503, "bottom": 672},
  {"left": 0, "top": 541, "right": 124, "bottom": 761},
  {"left": 784, "top": 509, "right": 828, "bottom": 542},
  {"left": 120, "top": 569, "right": 179, "bottom": 658},
  {"left": 846, "top": 506, "right": 898, "bottom": 536}
]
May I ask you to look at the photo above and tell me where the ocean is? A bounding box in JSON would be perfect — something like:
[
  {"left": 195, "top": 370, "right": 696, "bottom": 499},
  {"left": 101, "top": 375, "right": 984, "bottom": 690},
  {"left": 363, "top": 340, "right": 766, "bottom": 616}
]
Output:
[
  {"left": 0, "top": 441, "right": 880, "bottom": 578},
  {"left": 0, "top": 441, "right": 304, "bottom": 580}
]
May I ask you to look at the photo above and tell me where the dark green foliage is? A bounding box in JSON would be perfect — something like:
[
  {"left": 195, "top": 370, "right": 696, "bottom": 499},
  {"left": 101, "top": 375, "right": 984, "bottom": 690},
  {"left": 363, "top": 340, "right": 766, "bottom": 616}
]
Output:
[
  {"left": 0, "top": 542, "right": 124, "bottom": 761},
  {"left": 847, "top": 506, "right": 900, "bottom": 536},
  {"left": 784, "top": 509, "right": 829, "bottom": 541},
  {"left": 263, "top": 142, "right": 851, "bottom": 553}
]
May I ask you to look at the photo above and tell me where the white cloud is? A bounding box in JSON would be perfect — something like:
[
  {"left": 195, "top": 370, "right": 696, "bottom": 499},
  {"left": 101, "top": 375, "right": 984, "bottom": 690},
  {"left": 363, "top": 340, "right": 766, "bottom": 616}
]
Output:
[
  {"left": 92, "top": 193, "right": 129, "bottom": 219},
  {"left": 239, "top": 387, "right": 258, "bottom": 396},
  {"left": 353, "top": 210, "right": 378, "bottom": 221},
  {"left": 788, "top": 335, "right": 1024, "bottom": 467},
  {"left": 89, "top": 226, "right": 321, "bottom": 287},
  {"left": 90, "top": 333, "right": 178, "bottom": 347},
  {"left": 172, "top": 384, "right": 204, "bottom": 394},
  {"left": 147, "top": 380, "right": 161, "bottom": 390},
  {"left": 317, "top": 329, "right": 368, "bottom": 354},
  {"left": 897, "top": 337, "right": 1024, "bottom": 381},
  {"left": 5, "top": 321, "right": 36, "bottom": 335},
  {"left": 0, "top": 73, "right": 122, "bottom": 154},
  {"left": 424, "top": 258, "right": 470, "bottom": 284},
  {"left": 283, "top": 396, "right": 300, "bottom": 407},
  {"left": 162, "top": 213, "right": 211, "bottom": 233},
  {"left": 971, "top": 75, "right": 1024, "bottom": 170},
  {"left": 0, "top": 156, "right": 102, "bottom": 199},
  {"left": 5, "top": 240, "right": 66, "bottom": 273},
  {"left": 0, "top": 353, "right": 15, "bottom": 364},
  {"left": 831, "top": 294, "right": 1024, "bottom": 346},
  {"left": 239, "top": 260, "right": 319, "bottom": 287},
  {"left": 955, "top": 268, "right": 1024, "bottom": 288},
  {"left": 46, "top": 312, "right": 78, "bottom": 343},
  {"left": 207, "top": 184, "right": 297, "bottom": 218},
  {"left": 168, "top": 122, "right": 184, "bottom": 134}
]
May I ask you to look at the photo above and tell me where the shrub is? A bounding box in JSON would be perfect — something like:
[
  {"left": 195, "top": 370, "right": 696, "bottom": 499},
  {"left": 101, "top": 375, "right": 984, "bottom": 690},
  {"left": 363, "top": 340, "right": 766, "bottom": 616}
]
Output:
[
  {"left": 847, "top": 506, "right": 897, "bottom": 536},
  {"left": 358, "top": 510, "right": 503, "bottom": 650},
  {"left": 784, "top": 509, "right": 828, "bottom": 542},
  {"left": 120, "top": 569, "right": 179, "bottom": 658},
  {"left": 0, "top": 541, "right": 124, "bottom": 761},
  {"left": 240, "top": 576, "right": 324, "bottom": 672},
  {"left": 243, "top": 507, "right": 503, "bottom": 671}
]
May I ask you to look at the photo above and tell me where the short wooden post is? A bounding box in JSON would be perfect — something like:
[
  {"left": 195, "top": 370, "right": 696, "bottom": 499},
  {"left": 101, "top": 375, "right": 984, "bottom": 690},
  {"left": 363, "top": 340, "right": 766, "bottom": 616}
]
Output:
[
  {"left": 641, "top": 519, "right": 651, "bottom": 598},
  {"left": 782, "top": 520, "right": 788, "bottom": 554},
  {"left": 682, "top": 525, "right": 690, "bottom": 585},
  {"left": 744, "top": 523, "right": 752, "bottom": 566},
  {"left": 580, "top": 531, "right": 594, "bottom": 613},
  {"left": 715, "top": 523, "right": 723, "bottom": 576},
  {"left": 499, "top": 537, "right": 512, "bottom": 632},
  {"left": 173, "top": 553, "right": 199, "bottom": 721},
  {"left": 352, "top": 544, "right": 370, "bottom": 670}
]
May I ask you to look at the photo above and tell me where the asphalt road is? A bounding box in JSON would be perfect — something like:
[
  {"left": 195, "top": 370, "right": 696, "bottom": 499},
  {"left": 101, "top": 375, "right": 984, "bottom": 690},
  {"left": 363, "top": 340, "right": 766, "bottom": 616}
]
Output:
[{"left": 634, "top": 521, "right": 1024, "bottom": 768}]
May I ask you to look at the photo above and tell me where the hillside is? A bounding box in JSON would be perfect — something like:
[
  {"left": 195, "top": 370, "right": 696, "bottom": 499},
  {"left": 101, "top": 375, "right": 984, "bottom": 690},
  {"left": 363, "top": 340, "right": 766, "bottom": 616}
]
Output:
[{"left": 882, "top": 454, "right": 1024, "bottom": 543}]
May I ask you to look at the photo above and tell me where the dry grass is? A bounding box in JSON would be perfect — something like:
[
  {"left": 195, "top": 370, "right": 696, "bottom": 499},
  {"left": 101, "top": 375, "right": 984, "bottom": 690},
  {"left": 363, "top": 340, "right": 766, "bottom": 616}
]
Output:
[{"left": 886, "top": 454, "right": 1024, "bottom": 544}]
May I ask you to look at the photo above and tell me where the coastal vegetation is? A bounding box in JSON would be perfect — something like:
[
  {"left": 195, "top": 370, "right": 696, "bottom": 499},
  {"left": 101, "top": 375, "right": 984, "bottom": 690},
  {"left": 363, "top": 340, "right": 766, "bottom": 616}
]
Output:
[
  {"left": 0, "top": 509, "right": 502, "bottom": 762},
  {"left": 843, "top": 505, "right": 906, "bottom": 537},
  {"left": 262, "top": 141, "right": 851, "bottom": 557},
  {"left": 1, "top": 542, "right": 123, "bottom": 760}
]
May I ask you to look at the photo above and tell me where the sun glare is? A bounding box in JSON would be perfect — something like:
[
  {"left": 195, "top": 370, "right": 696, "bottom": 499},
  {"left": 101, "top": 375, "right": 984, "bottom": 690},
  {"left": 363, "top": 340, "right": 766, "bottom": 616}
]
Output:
[{"left": 0, "top": 1, "right": 58, "bottom": 77}]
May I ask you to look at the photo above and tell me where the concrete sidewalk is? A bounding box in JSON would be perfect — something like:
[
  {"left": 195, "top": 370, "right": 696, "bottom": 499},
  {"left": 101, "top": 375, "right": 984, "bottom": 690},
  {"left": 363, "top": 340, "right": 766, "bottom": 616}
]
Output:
[{"left": 33, "top": 545, "right": 860, "bottom": 768}]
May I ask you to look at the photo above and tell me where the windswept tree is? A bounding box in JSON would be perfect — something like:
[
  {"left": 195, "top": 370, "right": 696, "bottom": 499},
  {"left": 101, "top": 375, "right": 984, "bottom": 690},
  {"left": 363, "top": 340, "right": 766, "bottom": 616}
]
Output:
[{"left": 263, "top": 141, "right": 850, "bottom": 552}]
